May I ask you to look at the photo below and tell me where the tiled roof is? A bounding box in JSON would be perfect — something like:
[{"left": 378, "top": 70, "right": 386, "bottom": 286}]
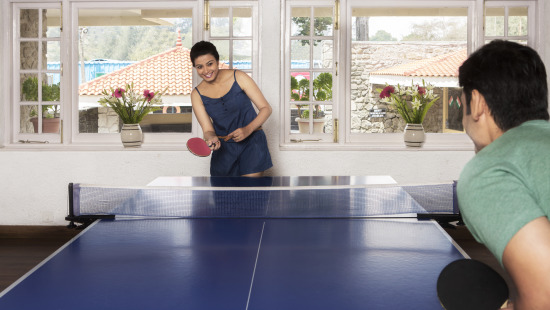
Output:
[
  {"left": 370, "top": 49, "right": 467, "bottom": 78},
  {"left": 79, "top": 46, "right": 194, "bottom": 96}
]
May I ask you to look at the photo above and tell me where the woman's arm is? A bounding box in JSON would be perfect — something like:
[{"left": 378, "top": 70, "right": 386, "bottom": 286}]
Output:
[{"left": 190, "top": 89, "right": 220, "bottom": 150}]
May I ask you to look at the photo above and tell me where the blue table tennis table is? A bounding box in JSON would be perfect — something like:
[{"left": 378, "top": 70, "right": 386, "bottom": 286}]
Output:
[{"left": 0, "top": 176, "right": 466, "bottom": 310}]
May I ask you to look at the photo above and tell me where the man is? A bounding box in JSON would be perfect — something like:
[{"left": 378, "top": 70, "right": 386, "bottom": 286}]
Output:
[{"left": 457, "top": 40, "right": 550, "bottom": 309}]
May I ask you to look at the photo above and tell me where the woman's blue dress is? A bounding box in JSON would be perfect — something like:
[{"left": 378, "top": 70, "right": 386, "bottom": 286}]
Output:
[{"left": 196, "top": 71, "right": 273, "bottom": 176}]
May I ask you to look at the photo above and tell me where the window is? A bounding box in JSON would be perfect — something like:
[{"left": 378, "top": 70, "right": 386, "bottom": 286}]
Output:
[
  {"left": 8, "top": 1, "right": 200, "bottom": 146},
  {"left": 348, "top": 4, "right": 469, "bottom": 142},
  {"left": 281, "top": 0, "right": 538, "bottom": 149},
  {"left": 73, "top": 3, "right": 197, "bottom": 145},
  {"left": 206, "top": 2, "right": 259, "bottom": 81},
  {"left": 14, "top": 4, "right": 62, "bottom": 143},
  {"left": 284, "top": 1, "right": 338, "bottom": 143},
  {"left": 484, "top": 1, "right": 534, "bottom": 45},
  {"left": 5, "top": 0, "right": 263, "bottom": 146}
]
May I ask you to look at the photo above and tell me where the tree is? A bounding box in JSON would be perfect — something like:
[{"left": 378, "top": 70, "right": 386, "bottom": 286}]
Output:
[
  {"left": 355, "top": 17, "right": 369, "bottom": 41},
  {"left": 402, "top": 18, "right": 466, "bottom": 41},
  {"left": 370, "top": 30, "right": 397, "bottom": 41}
]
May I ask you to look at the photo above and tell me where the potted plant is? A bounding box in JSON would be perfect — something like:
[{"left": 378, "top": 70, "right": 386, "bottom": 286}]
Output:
[
  {"left": 291, "top": 73, "right": 332, "bottom": 134},
  {"left": 22, "top": 77, "right": 61, "bottom": 133},
  {"left": 98, "top": 83, "right": 166, "bottom": 147},
  {"left": 377, "top": 80, "right": 439, "bottom": 147}
]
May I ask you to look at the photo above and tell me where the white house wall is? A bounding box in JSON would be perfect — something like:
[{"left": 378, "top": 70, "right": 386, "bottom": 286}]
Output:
[{"left": 0, "top": 0, "right": 547, "bottom": 225}]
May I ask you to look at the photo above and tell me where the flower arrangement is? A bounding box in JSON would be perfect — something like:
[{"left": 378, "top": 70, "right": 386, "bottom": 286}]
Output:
[
  {"left": 98, "top": 83, "right": 167, "bottom": 124},
  {"left": 377, "top": 80, "right": 439, "bottom": 124}
]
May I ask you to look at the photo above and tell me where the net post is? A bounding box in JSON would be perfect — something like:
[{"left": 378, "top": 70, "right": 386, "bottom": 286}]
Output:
[{"left": 65, "top": 183, "right": 114, "bottom": 229}]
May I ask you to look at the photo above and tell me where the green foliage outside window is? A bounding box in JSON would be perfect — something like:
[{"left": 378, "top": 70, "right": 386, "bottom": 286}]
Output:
[
  {"left": 22, "top": 77, "right": 60, "bottom": 118},
  {"left": 291, "top": 72, "right": 332, "bottom": 119}
]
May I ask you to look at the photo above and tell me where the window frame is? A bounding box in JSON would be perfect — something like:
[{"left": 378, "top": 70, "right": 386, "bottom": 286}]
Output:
[
  {"left": 69, "top": 1, "right": 200, "bottom": 146},
  {"left": 11, "top": 2, "right": 63, "bottom": 144},
  {"left": 341, "top": 0, "right": 476, "bottom": 150},
  {"left": 484, "top": 1, "right": 536, "bottom": 46},
  {"left": 205, "top": 1, "right": 260, "bottom": 83},
  {"left": 282, "top": 0, "right": 340, "bottom": 145},
  {"left": 281, "top": 0, "right": 539, "bottom": 151}
]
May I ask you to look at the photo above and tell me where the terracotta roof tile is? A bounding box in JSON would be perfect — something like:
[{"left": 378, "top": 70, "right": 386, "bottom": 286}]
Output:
[
  {"left": 79, "top": 46, "right": 193, "bottom": 96},
  {"left": 371, "top": 49, "right": 467, "bottom": 78}
]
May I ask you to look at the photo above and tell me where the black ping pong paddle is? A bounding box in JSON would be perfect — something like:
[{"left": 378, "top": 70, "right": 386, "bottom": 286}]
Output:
[{"left": 437, "top": 259, "right": 509, "bottom": 310}]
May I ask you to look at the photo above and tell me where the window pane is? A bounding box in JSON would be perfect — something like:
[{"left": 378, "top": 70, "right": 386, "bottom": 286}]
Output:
[
  {"left": 291, "top": 7, "right": 310, "bottom": 36},
  {"left": 20, "top": 41, "right": 38, "bottom": 70},
  {"left": 314, "top": 7, "right": 333, "bottom": 36},
  {"left": 20, "top": 105, "right": 38, "bottom": 133},
  {"left": 233, "top": 7, "right": 252, "bottom": 37},
  {"left": 77, "top": 8, "right": 193, "bottom": 134},
  {"left": 45, "top": 41, "right": 60, "bottom": 70},
  {"left": 45, "top": 9, "right": 61, "bottom": 38},
  {"left": 233, "top": 40, "right": 252, "bottom": 69},
  {"left": 485, "top": 7, "right": 505, "bottom": 37},
  {"left": 211, "top": 7, "right": 230, "bottom": 37},
  {"left": 20, "top": 9, "right": 39, "bottom": 38},
  {"left": 312, "top": 72, "right": 332, "bottom": 102},
  {"left": 290, "top": 74, "right": 309, "bottom": 102},
  {"left": 508, "top": 7, "right": 528, "bottom": 37},
  {"left": 351, "top": 7, "right": 467, "bottom": 134},
  {"left": 43, "top": 73, "right": 60, "bottom": 102},
  {"left": 293, "top": 104, "right": 331, "bottom": 134},
  {"left": 291, "top": 39, "right": 310, "bottom": 69},
  {"left": 210, "top": 39, "right": 230, "bottom": 65},
  {"left": 444, "top": 88, "right": 464, "bottom": 132},
  {"left": 313, "top": 40, "right": 332, "bottom": 68},
  {"left": 21, "top": 74, "right": 38, "bottom": 101}
]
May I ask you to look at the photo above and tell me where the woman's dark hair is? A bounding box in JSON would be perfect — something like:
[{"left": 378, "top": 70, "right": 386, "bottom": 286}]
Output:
[
  {"left": 190, "top": 41, "right": 219, "bottom": 66},
  {"left": 459, "top": 40, "right": 549, "bottom": 131}
]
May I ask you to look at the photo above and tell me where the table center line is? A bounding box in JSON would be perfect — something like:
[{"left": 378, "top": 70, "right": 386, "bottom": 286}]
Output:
[{"left": 246, "top": 221, "right": 266, "bottom": 310}]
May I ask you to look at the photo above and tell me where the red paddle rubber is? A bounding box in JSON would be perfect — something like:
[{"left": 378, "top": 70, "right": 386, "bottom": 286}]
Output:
[{"left": 186, "top": 138, "right": 212, "bottom": 157}]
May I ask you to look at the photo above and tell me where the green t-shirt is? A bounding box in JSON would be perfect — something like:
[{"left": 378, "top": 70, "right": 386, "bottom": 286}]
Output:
[{"left": 458, "top": 120, "right": 550, "bottom": 265}]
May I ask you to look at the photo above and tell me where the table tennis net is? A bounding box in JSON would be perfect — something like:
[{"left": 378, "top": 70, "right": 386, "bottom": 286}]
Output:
[{"left": 68, "top": 182, "right": 458, "bottom": 221}]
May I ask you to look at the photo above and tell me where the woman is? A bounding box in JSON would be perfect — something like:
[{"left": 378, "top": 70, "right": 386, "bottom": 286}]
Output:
[{"left": 190, "top": 41, "right": 273, "bottom": 177}]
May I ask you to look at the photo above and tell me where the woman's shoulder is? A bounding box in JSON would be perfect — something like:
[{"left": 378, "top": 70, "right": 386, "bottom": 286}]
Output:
[{"left": 233, "top": 70, "right": 255, "bottom": 88}]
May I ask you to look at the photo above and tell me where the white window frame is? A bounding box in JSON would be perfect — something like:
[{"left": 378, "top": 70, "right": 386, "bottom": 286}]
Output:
[
  {"left": 484, "top": 1, "right": 536, "bottom": 47},
  {"left": 280, "top": 0, "right": 539, "bottom": 151},
  {"left": 341, "top": 0, "right": 477, "bottom": 150},
  {"left": 69, "top": 1, "right": 200, "bottom": 146},
  {"left": 282, "top": 0, "right": 340, "bottom": 145},
  {"left": 11, "top": 2, "right": 63, "bottom": 144},
  {"left": 205, "top": 1, "right": 260, "bottom": 83},
  {"left": 2, "top": 0, "right": 203, "bottom": 149}
]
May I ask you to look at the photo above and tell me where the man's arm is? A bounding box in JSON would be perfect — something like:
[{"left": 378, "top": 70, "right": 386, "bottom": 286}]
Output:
[{"left": 502, "top": 216, "right": 550, "bottom": 309}]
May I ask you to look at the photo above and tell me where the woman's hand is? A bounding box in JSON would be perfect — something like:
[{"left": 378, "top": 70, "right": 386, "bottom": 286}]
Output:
[
  {"left": 204, "top": 133, "right": 221, "bottom": 151},
  {"left": 227, "top": 127, "right": 252, "bottom": 143}
]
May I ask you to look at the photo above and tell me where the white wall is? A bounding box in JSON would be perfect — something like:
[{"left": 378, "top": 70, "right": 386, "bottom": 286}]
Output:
[{"left": 0, "top": 0, "right": 547, "bottom": 226}]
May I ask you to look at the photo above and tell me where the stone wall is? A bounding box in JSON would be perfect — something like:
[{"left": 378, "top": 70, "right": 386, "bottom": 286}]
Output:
[
  {"left": 350, "top": 42, "right": 466, "bottom": 133},
  {"left": 19, "top": 9, "right": 44, "bottom": 134}
]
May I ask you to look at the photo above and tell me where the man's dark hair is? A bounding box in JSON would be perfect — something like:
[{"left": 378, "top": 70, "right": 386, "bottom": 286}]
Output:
[
  {"left": 459, "top": 40, "right": 549, "bottom": 131},
  {"left": 190, "top": 41, "right": 220, "bottom": 67}
]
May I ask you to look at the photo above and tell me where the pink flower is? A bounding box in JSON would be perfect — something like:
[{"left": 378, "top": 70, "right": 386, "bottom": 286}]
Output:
[
  {"left": 113, "top": 88, "right": 125, "bottom": 98},
  {"left": 143, "top": 89, "right": 155, "bottom": 102},
  {"left": 418, "top": 86, "right": 426, "bottom": 95},
  {"left": 379, "top": 85, "right": 395, "bottom": 99}
]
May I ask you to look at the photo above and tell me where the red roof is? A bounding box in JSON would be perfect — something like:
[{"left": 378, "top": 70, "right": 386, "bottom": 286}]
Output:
[
  {"left": 370, "top": 49, "right": 467, "bottom": 78},
  {"left": 79, "top": 46, "right": 193, "bottom": 96}
]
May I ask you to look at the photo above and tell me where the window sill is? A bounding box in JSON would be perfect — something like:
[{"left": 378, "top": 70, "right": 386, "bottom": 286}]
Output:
[
  {"left": 0, "top": 142, "right": 189, "bottom": 152},
  {"left": 281, "top": 133, "right": 474, "bottom": 151}
]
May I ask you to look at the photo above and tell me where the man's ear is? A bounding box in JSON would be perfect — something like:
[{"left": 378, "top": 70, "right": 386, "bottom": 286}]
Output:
[{"left": 470, "top": 89, "right": 488, "bottom": 121}]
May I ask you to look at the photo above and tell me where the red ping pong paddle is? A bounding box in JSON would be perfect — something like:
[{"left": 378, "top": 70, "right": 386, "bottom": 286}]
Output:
[
  {"left": 186, "top": 137, "right": 212, "bottom": 157},
  {"left": 437, "top": 259, "right": 509, "bottom": 310}
]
